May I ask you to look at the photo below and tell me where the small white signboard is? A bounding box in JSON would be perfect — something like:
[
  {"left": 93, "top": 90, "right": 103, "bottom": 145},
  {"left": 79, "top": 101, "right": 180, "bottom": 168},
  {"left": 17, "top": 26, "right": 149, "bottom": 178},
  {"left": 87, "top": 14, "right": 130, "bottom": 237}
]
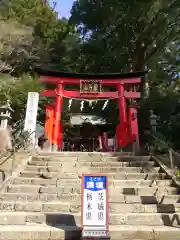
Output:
[
  {"left": 82, "top": 174, "right": 109, "bottom": 237},
  {"left": 24, "top": 92, "right": 39, "bottom": 146}
]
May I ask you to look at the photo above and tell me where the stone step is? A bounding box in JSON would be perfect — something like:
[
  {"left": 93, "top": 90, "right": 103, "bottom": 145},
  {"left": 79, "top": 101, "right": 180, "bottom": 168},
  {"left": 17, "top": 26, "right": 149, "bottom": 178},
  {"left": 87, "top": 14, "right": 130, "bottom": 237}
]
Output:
[
  {"left": 12, "top": 177, "right": 173, "bottom": 187},
  {"left": 22, "top": 166, "right": 161, "bottom": 174},
  {"left": 19, "top": 171, "right": 78, "bottom": 178},
  {"left": 78, "top": 172, "right": 169, "bottom": 180},
  {"left": 0, "top": 193, "right": 179, "bottom": 204},
  {"left": 32, "top": 156, "right": 105, "bottom": 163},
  {"left": 0, "top": 201, "right": 179, "bottom": 214},
  {"left": 5, "top": 184, "right": 178, "bottom": 195},
  {"left": 0, "top": 225, "right": 180, "bottom": 240},
  {"left": 19, "top": 171, "right": 168, "bottom": 180},
  {"left": 29, "top": 160, "right": 156, "bottom": 168},
  {"left": 36, "top": 151, "right": 132, "bottom": 157},
  {"left": 32, "top": 155, "right": 150, "bottom": 162},
  {"left": 0, "top": 212, "right": 179, "bottom": 226},
  {"left": 24, "top": 165, "right": 158, "bottom": 174}
]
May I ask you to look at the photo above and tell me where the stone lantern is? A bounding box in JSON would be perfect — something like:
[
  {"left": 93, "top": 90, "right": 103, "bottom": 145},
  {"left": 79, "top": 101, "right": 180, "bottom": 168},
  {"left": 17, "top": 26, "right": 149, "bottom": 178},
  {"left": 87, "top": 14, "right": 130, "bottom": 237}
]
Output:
[
  {"left": 0, "top": 100, "right": 14, "bottom": 129},
  {"left": 149, "top": 110, "right": 158, "bottom": 133}
]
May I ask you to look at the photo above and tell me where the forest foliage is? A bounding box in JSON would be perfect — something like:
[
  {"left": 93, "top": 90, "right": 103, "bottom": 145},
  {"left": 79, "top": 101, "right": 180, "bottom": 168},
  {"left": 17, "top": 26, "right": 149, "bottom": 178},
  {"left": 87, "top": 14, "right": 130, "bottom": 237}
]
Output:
[{"left": 0, "top": 0, "right": 180, "bottom": 147}]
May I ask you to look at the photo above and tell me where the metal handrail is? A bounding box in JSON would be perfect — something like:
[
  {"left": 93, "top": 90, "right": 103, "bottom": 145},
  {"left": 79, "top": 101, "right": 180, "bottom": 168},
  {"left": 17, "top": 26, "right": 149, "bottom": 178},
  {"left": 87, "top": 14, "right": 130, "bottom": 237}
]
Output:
[
  {"left": 145, "top": 130, "right": 180, "bottom": 168},
  {"left": 145, "top": 130, "right": 179, "bottom": 153},
  {"left": 0, "top": 130, "right": 35, "bottom": 167}
]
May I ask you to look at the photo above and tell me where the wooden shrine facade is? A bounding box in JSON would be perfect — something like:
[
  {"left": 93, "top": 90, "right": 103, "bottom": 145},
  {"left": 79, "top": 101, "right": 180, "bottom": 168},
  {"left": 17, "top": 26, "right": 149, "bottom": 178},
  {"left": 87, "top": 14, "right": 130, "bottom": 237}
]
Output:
[{"left": 37, "top": 69, "right": 146, "bottom": 151}]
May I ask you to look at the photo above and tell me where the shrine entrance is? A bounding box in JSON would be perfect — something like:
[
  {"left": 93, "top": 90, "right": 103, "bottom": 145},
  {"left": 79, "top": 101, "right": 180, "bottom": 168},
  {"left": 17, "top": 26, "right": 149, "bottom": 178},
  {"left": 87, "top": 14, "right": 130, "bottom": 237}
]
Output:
[
  {"left": 37, "top": 69, "right": 146, "bottom": 151},
  {"left": 63, "top": 115, "right": 114, "bottom": 152},
  {"left": 63, "top": 122, "right": 99, "bottom": 152}
]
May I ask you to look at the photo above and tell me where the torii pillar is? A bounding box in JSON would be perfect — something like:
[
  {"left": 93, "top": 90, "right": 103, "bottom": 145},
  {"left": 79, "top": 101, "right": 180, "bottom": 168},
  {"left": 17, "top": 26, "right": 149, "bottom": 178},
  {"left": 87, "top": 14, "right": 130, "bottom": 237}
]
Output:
[{"left": 53, "top": 84, "right": 63, "bottom": 151}]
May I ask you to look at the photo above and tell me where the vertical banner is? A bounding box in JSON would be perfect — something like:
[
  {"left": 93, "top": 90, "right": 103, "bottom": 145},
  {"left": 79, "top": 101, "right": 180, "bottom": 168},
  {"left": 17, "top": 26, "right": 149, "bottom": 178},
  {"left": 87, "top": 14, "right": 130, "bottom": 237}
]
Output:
[
  {"left": 128, "top": 106, "right": 140, "bottom": 153},
  {"left": 128, "top": 106, "right": 138, "bottom": 142},
  {"left": 24, "top": 92, "right": 39, "bottom": 147},
  {"left": 82, "top": 174, "right": 109, "bottom": 238},
  {"left": 45, "top": 104, "right": 54, "bottom": 141},
  {"left": 98, "top": 136, "right": 103, "bottom": 150}
]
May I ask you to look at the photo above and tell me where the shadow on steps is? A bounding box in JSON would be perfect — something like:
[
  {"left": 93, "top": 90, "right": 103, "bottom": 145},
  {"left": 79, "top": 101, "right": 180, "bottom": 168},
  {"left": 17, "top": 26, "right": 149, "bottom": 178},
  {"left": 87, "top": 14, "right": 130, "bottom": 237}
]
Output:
[
  {"left": 161, "top": 213, "right": 180, "bottom": 227},
  {"left": 140, "top": 196, "right": 180, "bottom": 227},
  {"left": 46, "top": 213, "right": 81, "bottom": 240}
]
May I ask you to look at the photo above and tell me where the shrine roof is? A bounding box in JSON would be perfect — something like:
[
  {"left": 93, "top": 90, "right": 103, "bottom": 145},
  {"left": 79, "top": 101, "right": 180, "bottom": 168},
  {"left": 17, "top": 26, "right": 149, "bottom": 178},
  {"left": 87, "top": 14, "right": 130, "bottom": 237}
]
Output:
[{"left": 35, "top": 67, "right": 147, "bottom": 79}]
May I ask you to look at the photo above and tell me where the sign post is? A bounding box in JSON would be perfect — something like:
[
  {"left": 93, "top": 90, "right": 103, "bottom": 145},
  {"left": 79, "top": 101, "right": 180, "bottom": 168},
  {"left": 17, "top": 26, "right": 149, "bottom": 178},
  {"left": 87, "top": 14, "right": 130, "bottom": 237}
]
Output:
[
  {"left": 82, "top": 174, "right": 109, "bottom": 239},
  {"left": 24, "top": 92, "right": 39, "bottom": 149}
]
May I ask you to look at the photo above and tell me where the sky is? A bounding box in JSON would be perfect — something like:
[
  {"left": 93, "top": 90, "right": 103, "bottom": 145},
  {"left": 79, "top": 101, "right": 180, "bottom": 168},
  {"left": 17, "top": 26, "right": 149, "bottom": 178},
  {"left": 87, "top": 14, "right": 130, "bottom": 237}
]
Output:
[{"left": 50, "top": 0, "right": 75, "bottom": 19}]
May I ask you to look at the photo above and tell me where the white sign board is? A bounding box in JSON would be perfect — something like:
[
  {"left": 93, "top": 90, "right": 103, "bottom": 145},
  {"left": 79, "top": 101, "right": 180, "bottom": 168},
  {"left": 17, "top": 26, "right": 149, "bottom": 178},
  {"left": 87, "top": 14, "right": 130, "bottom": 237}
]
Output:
[
  {"left": 82, "top": 175, "right": 109, "bottom": 237},
  {"left": 24, "top": 92, "right": 39, "bottom": 145}
]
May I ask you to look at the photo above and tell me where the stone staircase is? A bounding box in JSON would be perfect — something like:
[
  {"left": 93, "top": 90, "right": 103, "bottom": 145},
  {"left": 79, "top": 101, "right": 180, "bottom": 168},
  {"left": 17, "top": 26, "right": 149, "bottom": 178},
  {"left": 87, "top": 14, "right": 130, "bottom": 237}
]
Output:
[{"left": 0, "top": 152, "right": 180, "bottom": 239}]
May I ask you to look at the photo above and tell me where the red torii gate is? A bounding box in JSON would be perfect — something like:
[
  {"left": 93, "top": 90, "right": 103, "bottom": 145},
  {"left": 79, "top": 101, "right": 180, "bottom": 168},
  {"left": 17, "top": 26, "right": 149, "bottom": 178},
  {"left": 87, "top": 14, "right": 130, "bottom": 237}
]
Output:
[{"left": 37, "top": 69, "right": 146, "bottom": 151}]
